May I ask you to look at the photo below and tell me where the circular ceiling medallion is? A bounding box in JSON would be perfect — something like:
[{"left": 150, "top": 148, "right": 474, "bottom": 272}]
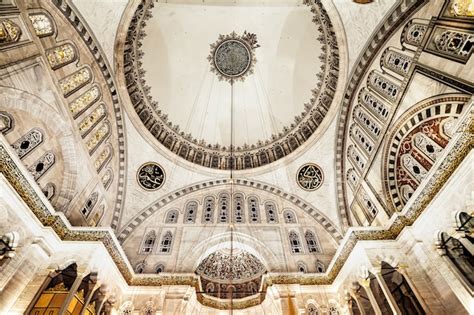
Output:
[
  {"left": 124, "top": 1, "right": 340, "bottom": 170},
  {"left": 297, "top": 163, "right": 324, "bottom": 191},
  {"left": 137, "top": 162, "right": 165, "bottom": 191},
  {"left": 208, "top": 32, "right": 259, "bottom": 83}
]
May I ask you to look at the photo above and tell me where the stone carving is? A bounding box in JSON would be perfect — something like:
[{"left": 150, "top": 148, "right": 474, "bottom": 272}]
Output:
[
  {"left": 137, "top": 162, "right": 165, "bottom": 191},
  {"left": 0, "top": 19, "right": 21, "bottom": 44},
  {"left": 59, "top": 67, "right": 92, "bottom": 96},
  {"left": 11, "top": 128, "right": 44, "bottom": 159},
  {"left": 368, "top": 70, "right": 400, "bottom": 102},
  {"left": 297, "top": 163, "right": 324, "bottom": 191},
  {"left": 353, "top": 105, "right": 381, "bottom": 139},
  {"left": 29, "top": 14, "right": 54, "bottom": 37},
  {"left": 382, "top": 48, "right": 412, "bottom": 76},
  {"left": 208, "top": 31, "right": 259, "bottom": 83},
  {"left": 350, "top": 124, "right": 374, "bottom": 155},
  {"left": 94, "top": 145, "right": 112, "bottom": 172},
  {"left": 41, "top": 182, "right": 56, "bottom": 201},
  {"left": 348, "top": 145, "right": 366, "bottom": 172},
  {"left": 449, "top": 0, "right": 474, "bottom": 17},
  {"left": 124, "top": 0, "right": 339, "bottom": 170},
  {"left": 358, "top": 88, "right": 390, "bottom": 121},
  {"left": 46, "top": 43, "right": 77, "bottom": 69}
]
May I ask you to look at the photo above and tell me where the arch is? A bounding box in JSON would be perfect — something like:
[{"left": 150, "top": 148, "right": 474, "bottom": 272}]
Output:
[
  {"left": 101, "top": 168, "right": 113, "bottom": 190},
  {"left": 165, "top": 209, "right": 179, "bottom": 224},
  {"left": 247, "top": 195, "right": 261, "bottom": 223},
  {"left": 381, "top": 261, "right": 426, "bottom": 314},
  {"left": 11, "top": 128, "right": 44, "bottom": 159},
  {"left": 305, "top": 230, "right": 321, "bottom": 253},
  {"left": 0, "top": 111, "right": 14, "bottom": 134},
  {"left": 141, "top": 230, "right": 156, "bottom": 254},
  {"left": 28, "top": 12, "right": 55, "bottom": 37},
  {"left": 184, "top": 200, "right": 198, "bottom": 223},
  {"left": 264, "top": 201, "right": 278, "bottom": 223},
  {"left": 217, "top": 192, "right": 230, "bottom": 223},
  {"left": 135, "top": 262, "right": 145, "bottom": 274},
  {"left": 80, "top": 192, "right": 98, "bottom": 219},
  {"left": 155, "top": 263, "right": 165, "bottom": 274},
  {"left": 119, "top": 301, "right": 134, "bottom": 315},
  {"left": 45, "top": 42, "right": 77, "bottom": 70},
  {"left": 0, "top": 87, "right": 78, "bottom": 211},
  {"left": 289, "top": 231, "right": 303, "bottom": 254},
  {"left": 283, "top": 209, "right": 297, "bottom": 223},
  {"left": 306, "top": 303, "right": 319, "bottom": 315},
  {"left": 159, "top": 231, "right": 173, "bottom": 254},
  {"left": 297, "top": 261, "right": 307, "bottom": 273},
  {"left": 233, "top": 192, "right": 245, "bottom": 223},
  {"left": 315, "top": 260, "right": 325, "bottom": 273},
  {"left": 202, "top": 195, "right": 215, "bottom": 223}
]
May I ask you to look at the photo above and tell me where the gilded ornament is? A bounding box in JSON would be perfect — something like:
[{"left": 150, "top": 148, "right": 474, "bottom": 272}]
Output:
[
  {"left": 29, "top": 14, "right": 54, "bottom": 37},
  {"left": 0, "top": 19, "right": 21, "bottom": 44}
]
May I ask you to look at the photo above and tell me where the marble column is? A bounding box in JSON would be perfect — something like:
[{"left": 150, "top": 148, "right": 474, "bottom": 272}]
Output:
[
  {"left": 372, "top": 269, "right": 402, "bottom": 315},
  {"left": 358, "top": 278, "right": 381, "bottom": 315}
]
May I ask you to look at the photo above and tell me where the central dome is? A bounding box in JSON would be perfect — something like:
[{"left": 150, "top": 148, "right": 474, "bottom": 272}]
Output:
[{"left": 124, "top": 1, "right": 339, "bottom": 170}]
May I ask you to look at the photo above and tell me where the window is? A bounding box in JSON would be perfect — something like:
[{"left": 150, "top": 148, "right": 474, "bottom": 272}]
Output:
[
  {"left": 11, "top": 128, "right": 43, "bottom": 159},
  {"left": 297, "top": 262, "right": 307, "bottom": 273},
  {"left": 202, "top": 196, "right": 215, "bottom": 223},
  {"left": 283, "top": 210, "right": 297, "bottom": 223},
  {"left": 233, "top": 193, "right": 245, "bottom": 223},
  {"left": 159, "top": 231, "right": 173, "bottom": 253},
  {"left": 368, "top": 70, "right": 399, "bottom": 102},
  {"left": 184, "top": 201, "right": 197, "bottom": 223},
  {"left": 135, "top": 262, "right": 145, "bottom": 274},
  {"left": 307, "top": 303, "right": 319, "bottom": 315},
  {"left": 141, "top": 231, "right": 156, "bottom": 254},
  {"left": 155, "top": 264, "right": 165, "bottom": 274},
  {"left": 315, "top": 260, "right": 325, "bottom": 273},
  {"left": 81, "top": 192, "right": 98, "bottom": 218},
  {"left": 359, "top": 88, "right": 390, "bottom": 121},
  {"left": 165, "top": 209, "right": 178, "bottom": 223},
  {"left": 289, "top": 231, "right": 303, "bottom": 254},
  {"left": 350, "top": 124, "right": 374, "bottom": 155},
  {"left": 265, "top": 201, "right": 278, "bottom": 223},
  {"left": 305, "top": 231, "right": 321, "bottom": 253},
  {"left": 218, "top": 193, "right": 230, "bottom": 223},
  {"left": 247, "top": 196, "right": 260, "bottom": 223},
  {"left": 28, "top": 151, "right": 55, "bottom": 180}
]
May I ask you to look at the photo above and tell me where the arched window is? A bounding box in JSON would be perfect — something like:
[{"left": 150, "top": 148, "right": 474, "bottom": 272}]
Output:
[
  {"left": 297, "top": 262, "right": 307, "bottom": 273},
  {"left": 289, "top": 231, "right": 303, "bottom": 254},
  {"left": 218, "top": 193, "right": 230, "bottom": 223},
  {"left": 202, "top": 196, "right": 215, "bottom": 223},
  {"left": 42, "top": 182, "right": 56, "bottom": 201},
  {"left": 159, "top": 231, "right": 173, "bottom": 253},
  {"left": 348, "top": 145, "right": 366, "bottom": 172},
  {"left": 94, "top": 144, "right": 112, "bottom": 172},
  {"left": 306, "top": 303, "right": 319, "bottom": 315},
  {"left": 28, "top": 13, "right": 54, "bottom": 37},
  {"left": 141, "top": 231, "right": 156, "bottom": 254},
  {"left": 247, "top": 282, "right": 258, "bottom": 295},
  {"left": 368, "top": 70, "right": 400, "bottom": 102},
  {"left": 81, "top": 192, "right": 98, "bottom": 218},
  {"left": 89, "top": 204, "right": 105, "bottom": 227},
  {"left": 79, "top": 104, "right": 107, "bottom": 137},
  {"left": 346, "top": 168, "right": 358, "bottom": 189},
  {"left": 28, "top": 151, "right": 55, "bottom": 180},
  {"left": 315, "top": 260, "right": 325, "bottom": 273},
  {"left": 12, "top": 128, "right": 43, "bottom": 159},
  {"left": 101, "top": 169, "right": 113, "bottom": 190},
  {"left": 119, "top": 301, "right": 134, "bottom": 315},
  {"left": 265, "top": 201, "right": 278, "bottom": 223},
  {"left": 206, "top": 282, "right": 215, "bottom": 293},
  {"left": 165, "top": 209, "right": 178, "bottom": 223},
  {"left": 69, "top": 85, "right": 101, "bottom": 118},
  {"left": 135, "top": 262, "right": 145, "bottom": 274},
  {"left": 184, "top": 200, "right": 197, "bottom": 223},
  {"left": 353, "top": 105, "right": 382, "bottom": 139},
  {"left": 328, "top": 305, "right": 339, "bottom": 315},
  {"left": 46, "top": 43, "right": 77, "bottom": 70},
  {"left": 233, "top": 193, "right": 245, "bottom": 223},
  {"left": 247, "top": 196, "right": 260, "bottom": 223},
  {"left": 155, "top": 264, "right": 165, "bottom": 274},
  {"left": 382, "top": 48, "right": 412, "bottom": 76},
  {"left": 86, "top": 120, "right": 110, "bottom": 154},
  {"left": 350, "top": 124, "right": 374, "bottom": 155},
  {"left": 305, "top": 231, "right": 321, "bottom": 253},
  {"left": 359, "top": 88, "right": 390, "bottom": 121},
  {"left": 283, "top": 210, "right": 297, "bottom": 223},
  {"left": 59, "top": 67, "right": 92, "bottom": 96}
]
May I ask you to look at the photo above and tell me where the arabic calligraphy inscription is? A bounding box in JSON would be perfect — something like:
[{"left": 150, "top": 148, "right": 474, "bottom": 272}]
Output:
[
  {"left": 137, "top": 162, "right": 165, "bottom": 191},
  {"left": 297, "top": 163, "right": 324, "bottom": 191}
]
